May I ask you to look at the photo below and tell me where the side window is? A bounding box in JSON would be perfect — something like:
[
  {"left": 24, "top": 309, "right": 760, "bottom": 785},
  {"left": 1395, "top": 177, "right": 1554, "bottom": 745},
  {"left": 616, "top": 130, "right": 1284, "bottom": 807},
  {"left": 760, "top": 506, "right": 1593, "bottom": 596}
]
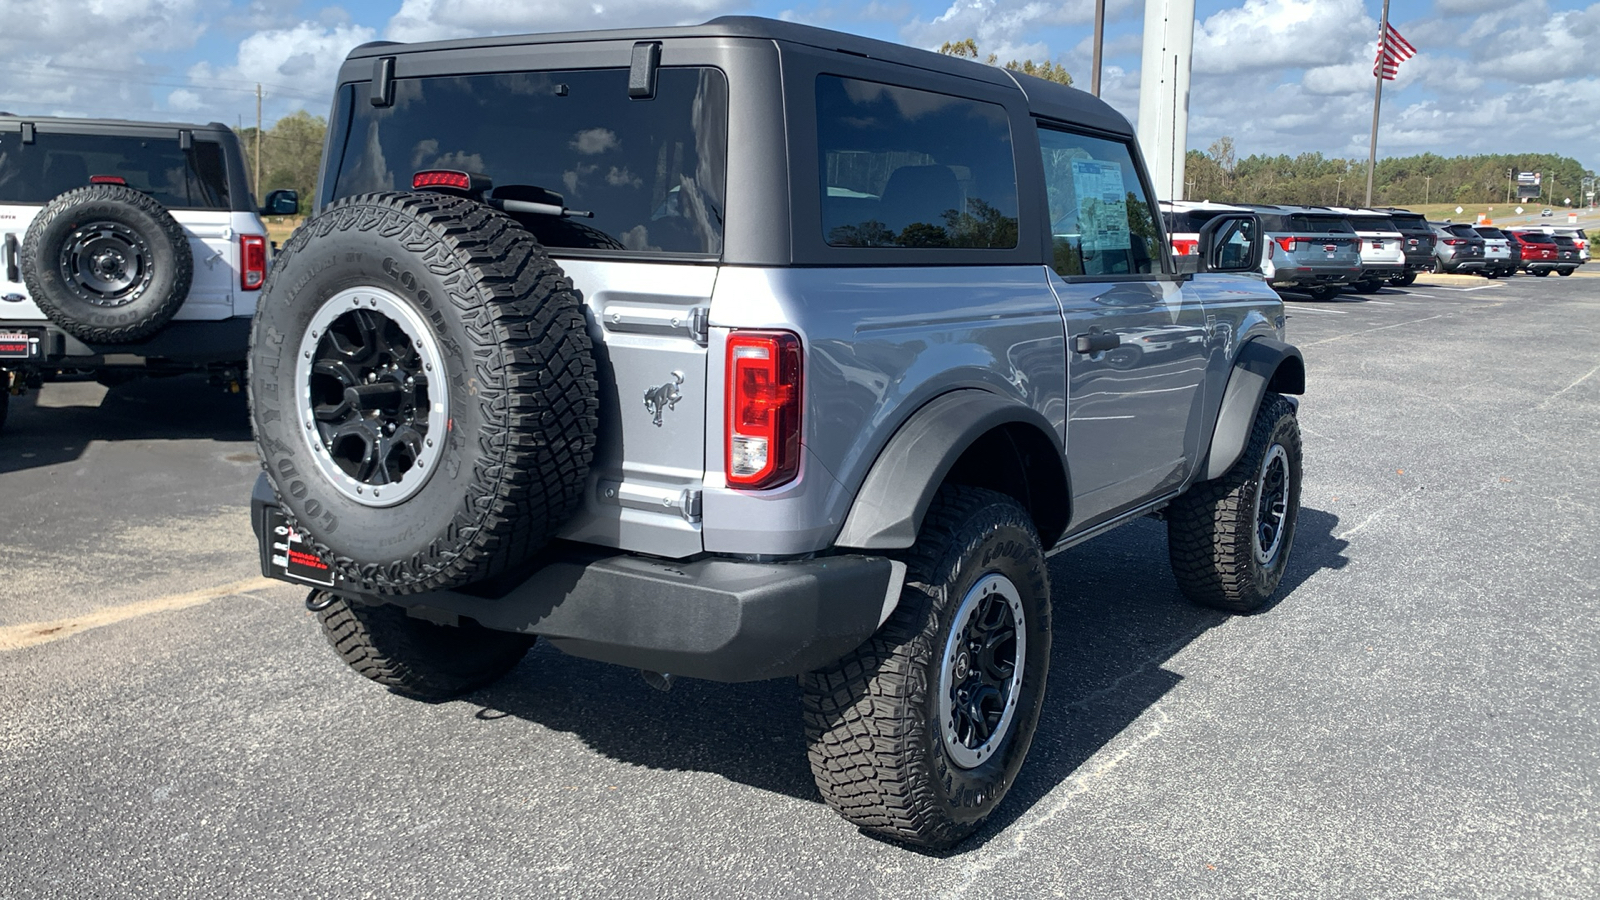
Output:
[
  {"left": 1037, "top": 128, "right": 1160, "bottom": 278},
  {"left": 815, "top": 75, "right": 1018, "bottom": 250}
]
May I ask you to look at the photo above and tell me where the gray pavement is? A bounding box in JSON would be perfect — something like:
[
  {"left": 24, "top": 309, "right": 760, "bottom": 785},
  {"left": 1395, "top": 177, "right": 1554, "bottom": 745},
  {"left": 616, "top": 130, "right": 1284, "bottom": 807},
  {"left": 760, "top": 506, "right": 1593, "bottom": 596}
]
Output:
[{"left": 1, "top": 272, "right": 1597, "bottom": 898}]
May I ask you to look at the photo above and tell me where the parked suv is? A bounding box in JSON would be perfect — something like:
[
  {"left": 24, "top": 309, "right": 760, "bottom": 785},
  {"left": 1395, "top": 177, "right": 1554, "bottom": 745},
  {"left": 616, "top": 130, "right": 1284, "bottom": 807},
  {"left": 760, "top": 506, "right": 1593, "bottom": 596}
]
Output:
[
  {"left": 1472, "top": 226, "right": 1513, "bottom": 278},
  {"left": 1375, "top": 207, "right": 1436, "bottom": 285},
  {"left": 1546, "top": 233, "right": 1584, "bottom": 274},
  {"left": 1329, "top": 207, "right": 1404, "bottom": 293},
  {"left": 0, "top": 115, "right": 290, "bottom": 430},
  {"left": 1429, "top": 222, "right": 1486, "bottom": 274},
  {"left": 1242, "top": 204, "right": 1362, "bottom": 300},
  {"left": 246, "top": 17, "right": 1305, "bottom": 849},
  {"left": 1506, "top": 230, "right": 1561, "bottom": 276}
]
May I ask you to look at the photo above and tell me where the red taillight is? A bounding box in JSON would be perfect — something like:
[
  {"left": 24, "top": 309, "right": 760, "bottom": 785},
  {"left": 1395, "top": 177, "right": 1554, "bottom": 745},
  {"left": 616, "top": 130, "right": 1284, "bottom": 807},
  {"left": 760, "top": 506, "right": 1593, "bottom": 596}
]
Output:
[
  {"left": 89, "top": 175, "right": 127, "bottom": 185},
  {"left": 412, "top": 169, "right": 472, "bottom": 191},
  {"left": 1443, "top": 238, "right": 1463, "bottom": 246},
  {"left": 1274, "top": 236, "right": 1297, "bottom": 253},
  {"left": 1172, "top": 238, "right": 1198, "bottom": 256},
  {"left": 240, "top": 234, "right": 267, "bottom": 291},
  {"left": 726, "top": 331, "right": 802, "bottom": 489}
]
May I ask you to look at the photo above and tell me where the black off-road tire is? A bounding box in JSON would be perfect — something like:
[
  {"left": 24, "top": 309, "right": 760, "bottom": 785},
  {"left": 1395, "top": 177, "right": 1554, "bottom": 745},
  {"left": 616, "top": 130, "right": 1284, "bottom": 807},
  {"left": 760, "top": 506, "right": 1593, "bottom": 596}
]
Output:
[
  {"left": 249, "top": 192, "right": 599, "bottom": 595},
  {"left": 801, "top": 486, "right": 1052, "bottom": 849},
  {"left": 20, "top": 185, "right": 192, "bottom": 343},
  {"left": 1167, "top": 394, "right": 1302, "bottom": 613},
  {"left": 313, "top": 592, "right": 534, "bottom": 700},
  {"left": 1388, "top": 270, "right": 1418, "bottom": 287}
]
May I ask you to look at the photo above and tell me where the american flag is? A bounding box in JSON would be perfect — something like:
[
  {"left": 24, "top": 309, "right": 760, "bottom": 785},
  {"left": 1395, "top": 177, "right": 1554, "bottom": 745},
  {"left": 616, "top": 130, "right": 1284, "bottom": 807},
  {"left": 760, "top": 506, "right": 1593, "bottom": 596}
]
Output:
[{"left": 1374, "top": 22, "right": 1417, "bottom": 81}]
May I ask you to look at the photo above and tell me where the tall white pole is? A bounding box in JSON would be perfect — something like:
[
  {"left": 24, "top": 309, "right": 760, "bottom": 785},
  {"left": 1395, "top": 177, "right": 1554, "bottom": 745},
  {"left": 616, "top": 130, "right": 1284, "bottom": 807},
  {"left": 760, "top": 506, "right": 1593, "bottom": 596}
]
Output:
[
  {"left": 1136, "top": 0, "right": 1196, "bottom": 202},
  {"left": 1091, "top": 0, "right": 1106, "bottom": 97}
]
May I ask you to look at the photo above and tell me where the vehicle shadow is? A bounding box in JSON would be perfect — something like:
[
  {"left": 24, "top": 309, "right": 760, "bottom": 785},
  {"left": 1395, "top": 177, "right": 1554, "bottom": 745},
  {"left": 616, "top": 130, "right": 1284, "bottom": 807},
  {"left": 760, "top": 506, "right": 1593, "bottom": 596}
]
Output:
[
  {"left": 467, "top": 506, "right": 1350, "bottom": 849},
  {"left": 0, "top": 374, "right": 250, "bottom": 474}
]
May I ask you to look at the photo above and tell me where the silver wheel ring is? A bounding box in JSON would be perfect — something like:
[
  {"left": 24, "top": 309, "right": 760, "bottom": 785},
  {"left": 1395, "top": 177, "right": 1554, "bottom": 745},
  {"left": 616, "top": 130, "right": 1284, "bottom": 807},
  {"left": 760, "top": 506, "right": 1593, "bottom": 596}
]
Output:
[
  {"left": 1253, "top": 443, "right": 1291, "bottom": 565},
  {"left": 937, "top": 572, "right": 1027, "bottom": 770},
  {"left": 293, "top": 286, "right": 448, "bottom": 508}
]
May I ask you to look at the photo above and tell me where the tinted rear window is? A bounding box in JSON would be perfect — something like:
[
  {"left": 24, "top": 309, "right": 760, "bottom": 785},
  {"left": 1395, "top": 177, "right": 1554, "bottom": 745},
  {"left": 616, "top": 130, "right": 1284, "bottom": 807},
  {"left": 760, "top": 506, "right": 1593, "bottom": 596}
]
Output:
[
  {"left": 0, "top": 130, "right": 230, "bottom": 208},
  {"left": 1170, "top": 210, "right": 1233, "bottom": 232},
  {"left": 817, "top": 75, "right": 1018, "bottom": 249},
  {"left": 331, "top": 68, "right": 728, "bottom": 256},
  {"left": 1446, "top": 224, "right": 1480, "bottom": 238},
  {"left": 1474, "top": 228, "right": 1506, "bottom": 239},
  {"left": 1288, "top": 214, "right": 1354, "bottom": 234},
  {"left": 1350, "top": 216, "right": 1397, "bottom": 232},
  {"left": 1387, "top": 213, "right": 1430, "bottom": 233},
  {"left": 1517, "top": 231, "right": 1554, "bottom": 244}
]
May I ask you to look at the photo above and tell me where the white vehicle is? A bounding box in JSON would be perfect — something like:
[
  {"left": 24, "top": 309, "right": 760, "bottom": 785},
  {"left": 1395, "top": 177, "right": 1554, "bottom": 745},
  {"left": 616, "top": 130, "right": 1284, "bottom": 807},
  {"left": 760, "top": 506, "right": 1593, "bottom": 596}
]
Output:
[
  {"left": 1161, "top": 199, "right": 1254, "bottom": 259},
  {"left": 1329, "top": 207, "right": 1406, "bottom": 292},
  {"left": 1471, "top": 226, "right": 1514, "bottom": 277},
  {"left": 0, "top": 115, "right": 293, "bottom": 430}
]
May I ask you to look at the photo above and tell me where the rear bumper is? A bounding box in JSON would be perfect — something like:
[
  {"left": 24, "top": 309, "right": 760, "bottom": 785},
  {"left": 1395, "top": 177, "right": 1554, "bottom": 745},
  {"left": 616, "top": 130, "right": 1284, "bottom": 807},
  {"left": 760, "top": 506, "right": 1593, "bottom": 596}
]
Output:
[
  {"left": 1439, "top": 258, "right": 1486, "bottom": 272},
  {"left": 1357, "top": 264, "right": 1404, "bottom": 279},
  {"left": 0, "top": 318, "right": 250, "bottom": 366},
  {"left": 250, "top": 476, "right": 898, "bottom": 683},
  {"left": 1269, "top": 265, "right": 1361, "bottom": 287}
]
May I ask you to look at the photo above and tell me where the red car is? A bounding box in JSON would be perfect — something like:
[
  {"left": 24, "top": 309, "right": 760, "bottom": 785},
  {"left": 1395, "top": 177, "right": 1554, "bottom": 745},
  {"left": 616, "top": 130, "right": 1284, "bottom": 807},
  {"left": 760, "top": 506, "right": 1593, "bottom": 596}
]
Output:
[{"left": 1505, "top": 230, "right": 1565, "bottom": 277}]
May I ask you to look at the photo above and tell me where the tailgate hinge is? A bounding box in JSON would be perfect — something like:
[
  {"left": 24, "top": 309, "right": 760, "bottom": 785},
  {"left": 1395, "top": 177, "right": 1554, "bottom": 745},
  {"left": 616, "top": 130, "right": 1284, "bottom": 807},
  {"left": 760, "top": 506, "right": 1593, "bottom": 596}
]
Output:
[
  {"left": 680, "top": 488, "right": 702, "bottom": 523},
  {"left": 689, "top": 306, "right": 709, "bottom": 345}
]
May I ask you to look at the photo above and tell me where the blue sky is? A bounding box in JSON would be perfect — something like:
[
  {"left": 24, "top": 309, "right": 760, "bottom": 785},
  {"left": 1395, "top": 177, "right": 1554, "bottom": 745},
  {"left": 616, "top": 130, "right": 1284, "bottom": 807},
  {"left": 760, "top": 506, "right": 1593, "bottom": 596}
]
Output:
[{"left": 2, "top": 1, "right": 1597, "bottom": 174}]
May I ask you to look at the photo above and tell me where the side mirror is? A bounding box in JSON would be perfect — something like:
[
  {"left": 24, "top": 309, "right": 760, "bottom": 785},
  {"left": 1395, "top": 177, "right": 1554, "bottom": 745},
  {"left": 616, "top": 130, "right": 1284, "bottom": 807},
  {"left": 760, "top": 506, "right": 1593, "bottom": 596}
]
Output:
[
  {"left": 1196, "top": 213, "right": 1264, "bottom": 274},
  {"left": 261, "top": 189, "right": 300, "bottom": 217}
]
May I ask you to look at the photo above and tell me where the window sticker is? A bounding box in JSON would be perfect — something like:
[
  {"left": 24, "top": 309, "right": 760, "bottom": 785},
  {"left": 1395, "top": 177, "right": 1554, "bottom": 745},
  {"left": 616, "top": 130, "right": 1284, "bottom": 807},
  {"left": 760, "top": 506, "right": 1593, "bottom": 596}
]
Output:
[{"left": 1069, "top": 159, "right": 1131, "bottom": 253}]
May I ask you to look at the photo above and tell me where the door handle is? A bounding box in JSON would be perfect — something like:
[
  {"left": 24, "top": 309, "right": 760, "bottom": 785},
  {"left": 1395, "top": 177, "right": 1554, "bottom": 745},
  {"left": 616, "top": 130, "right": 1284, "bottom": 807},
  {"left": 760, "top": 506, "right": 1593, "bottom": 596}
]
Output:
[
  {"left": 3, "top": 233, "right": 17, "bottom": 283},
  {"left": 1073, "top": 331, "right": 1120, "bottom": 353}
]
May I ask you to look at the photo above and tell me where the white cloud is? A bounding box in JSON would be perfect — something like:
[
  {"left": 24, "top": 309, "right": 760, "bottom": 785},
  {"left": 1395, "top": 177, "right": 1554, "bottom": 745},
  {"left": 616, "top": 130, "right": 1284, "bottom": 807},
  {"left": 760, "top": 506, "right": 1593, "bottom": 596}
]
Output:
[
  {"left": 899, "top": 0, "right": 1141, "bottom": 63},
  {"left": 1192, "top": 0, "right": 1373, "bottom": 76},
  {"left": 186, "top": 21, "right": 376, "bottom": 116},
  {"left": 385, "top": 0, "right": 740, "bottom": 43},
  {"left": 167, "top": 89, "right": 204, "bottom": 111}
]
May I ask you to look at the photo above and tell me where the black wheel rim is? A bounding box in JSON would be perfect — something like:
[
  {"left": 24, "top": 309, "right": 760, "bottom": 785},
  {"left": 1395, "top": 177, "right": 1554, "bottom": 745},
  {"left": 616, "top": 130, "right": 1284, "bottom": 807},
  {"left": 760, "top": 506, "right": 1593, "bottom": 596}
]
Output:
[
  {"left": 938, "top": 573, "right": 1026, "bottom": 769},
  {"left": 1254, "top": 443, "right": 1291, "bottom": 566},
  {"left": 57, "top": 221, "right": 152, "bottom": 307},
  {"left": 295, "top": 288, "right": 448, "bottom": 507}
]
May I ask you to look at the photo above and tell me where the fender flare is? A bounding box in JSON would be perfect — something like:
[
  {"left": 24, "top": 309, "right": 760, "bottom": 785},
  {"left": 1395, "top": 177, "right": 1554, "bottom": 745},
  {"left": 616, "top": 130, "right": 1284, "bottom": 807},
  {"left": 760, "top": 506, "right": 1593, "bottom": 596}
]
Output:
[
  {"left": 1202, "top": 337, "right": 1305, "bottom": 481},
  {"left": 834, "top": 390, "right": 1067, "bottom": 550}
]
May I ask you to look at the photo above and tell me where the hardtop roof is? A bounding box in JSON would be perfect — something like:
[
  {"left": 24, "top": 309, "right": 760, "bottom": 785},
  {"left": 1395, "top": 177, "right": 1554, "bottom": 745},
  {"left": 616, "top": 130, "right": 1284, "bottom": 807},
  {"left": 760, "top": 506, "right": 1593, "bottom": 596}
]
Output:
[
  {"left": 0, "top": 114, "right": 234, "bottom": 135},
  {"left": 342, "top": 15, "right": 1134, "bottom": 138}
]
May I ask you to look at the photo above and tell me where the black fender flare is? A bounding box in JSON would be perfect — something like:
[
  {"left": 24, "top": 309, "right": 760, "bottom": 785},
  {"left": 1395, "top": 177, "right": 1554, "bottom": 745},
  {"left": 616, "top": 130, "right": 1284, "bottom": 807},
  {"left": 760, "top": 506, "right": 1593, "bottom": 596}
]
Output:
[
  {"left": 834, "top": 390, "right": 1067, "bottom": 550},
  {"left": 1202, "top": 337, "right": 1305, "bottom": 481}
]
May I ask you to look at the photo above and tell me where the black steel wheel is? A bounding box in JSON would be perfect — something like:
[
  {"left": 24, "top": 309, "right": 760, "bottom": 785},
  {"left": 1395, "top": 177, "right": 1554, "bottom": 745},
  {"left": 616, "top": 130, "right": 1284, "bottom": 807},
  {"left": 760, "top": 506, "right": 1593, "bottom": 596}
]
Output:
[{"left": 20, "top": 184, "right": 191, "bottom": 343}]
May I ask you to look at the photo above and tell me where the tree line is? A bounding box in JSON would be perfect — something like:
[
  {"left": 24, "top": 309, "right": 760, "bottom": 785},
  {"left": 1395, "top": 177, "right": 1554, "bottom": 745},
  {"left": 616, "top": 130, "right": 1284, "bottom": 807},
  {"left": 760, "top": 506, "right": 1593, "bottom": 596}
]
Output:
[
  {"left": 1185, "top": 137, "right": 1596, "bottom": 208},
  {"left": 239, "top": 110, "right": 327, "bottom": 215}
]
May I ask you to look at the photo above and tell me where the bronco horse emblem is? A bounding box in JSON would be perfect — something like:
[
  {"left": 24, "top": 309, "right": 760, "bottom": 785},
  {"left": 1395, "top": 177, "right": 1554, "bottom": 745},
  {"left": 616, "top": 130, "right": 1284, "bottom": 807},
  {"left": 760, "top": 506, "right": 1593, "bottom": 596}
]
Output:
[{"left": 643, "top": 371, "right": 685, "bottom": 426}]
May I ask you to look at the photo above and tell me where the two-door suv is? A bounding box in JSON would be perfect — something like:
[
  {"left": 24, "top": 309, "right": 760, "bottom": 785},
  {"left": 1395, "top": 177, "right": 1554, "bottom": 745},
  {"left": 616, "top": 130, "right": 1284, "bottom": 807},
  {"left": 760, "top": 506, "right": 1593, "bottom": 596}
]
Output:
[
  {"left": 0, "top": 115, "right": 292, "bottom": 429},
  {"left": 247, "top": 17, "right": 1306, "bottom": 848}
]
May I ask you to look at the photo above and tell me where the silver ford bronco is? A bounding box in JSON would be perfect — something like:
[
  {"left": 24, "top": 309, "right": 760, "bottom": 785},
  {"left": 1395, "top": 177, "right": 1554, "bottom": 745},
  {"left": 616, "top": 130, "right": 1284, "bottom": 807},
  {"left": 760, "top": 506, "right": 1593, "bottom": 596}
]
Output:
[{"left": 248, "top": 17, "right": 1304, "bottom": 849}]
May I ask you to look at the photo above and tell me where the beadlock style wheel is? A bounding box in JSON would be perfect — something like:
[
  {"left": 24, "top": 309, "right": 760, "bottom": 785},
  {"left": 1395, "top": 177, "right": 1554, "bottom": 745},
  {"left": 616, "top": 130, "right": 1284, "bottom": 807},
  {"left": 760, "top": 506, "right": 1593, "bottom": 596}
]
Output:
[
  {"left": 937, "top": 573, "right": 1026, "bottom": 769},
  {"left": 1253, "top": 443, "right": 1291, "bottom": 567},
  {"left": 294, "top": 286, "right": 448, "bottom": 508}
]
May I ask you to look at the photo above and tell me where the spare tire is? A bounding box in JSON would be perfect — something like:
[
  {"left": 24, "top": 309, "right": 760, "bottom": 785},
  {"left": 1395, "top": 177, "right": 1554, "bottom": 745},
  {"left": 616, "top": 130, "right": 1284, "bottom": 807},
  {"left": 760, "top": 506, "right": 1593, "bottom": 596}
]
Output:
[
  {"left": 249, "top": 192, "right": 599, "bottom": 595},
  {"left": 20, "top": 184, "right": 193, "bottom": 343}
]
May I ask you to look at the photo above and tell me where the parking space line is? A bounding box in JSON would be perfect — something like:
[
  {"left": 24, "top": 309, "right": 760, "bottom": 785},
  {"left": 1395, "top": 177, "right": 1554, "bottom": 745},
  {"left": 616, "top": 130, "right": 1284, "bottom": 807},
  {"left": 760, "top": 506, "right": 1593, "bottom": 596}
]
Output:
[
  {"left": 1284, "top": 304, "right": 1350, "bottom": 314},
  {"left": 1302, "top": 314, "right": 1447, "bottom": 347},
  {"left": 0, "top": 577, "right": 280, "bottom": 652}
]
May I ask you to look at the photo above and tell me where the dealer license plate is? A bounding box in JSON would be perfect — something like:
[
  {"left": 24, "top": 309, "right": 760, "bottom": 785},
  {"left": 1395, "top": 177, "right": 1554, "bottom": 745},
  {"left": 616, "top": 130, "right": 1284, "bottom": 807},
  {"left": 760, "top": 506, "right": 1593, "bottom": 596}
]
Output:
[
  {"left": 261, "top": 506, "right": 335, "bottom": 587},
  {"left": 0, "top": 330, "right": 39, "bottom": 359}
]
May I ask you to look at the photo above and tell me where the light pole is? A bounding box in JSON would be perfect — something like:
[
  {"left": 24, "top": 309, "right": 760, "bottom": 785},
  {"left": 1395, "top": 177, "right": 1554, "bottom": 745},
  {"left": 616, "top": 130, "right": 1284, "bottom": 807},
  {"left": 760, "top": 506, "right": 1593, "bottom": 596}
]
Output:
[
  {"left": 1506, "top": 168, "right": 1513, "bottom": 205},
  {"left": 1185, "top": 179, "right": 1196, "bottom": 199},
  {"left": 1335, "top": 175, "right": 1345, "bottom": 206},
  {"left": 1424, "top": 176, "right": 1431, "bottom": 205}
]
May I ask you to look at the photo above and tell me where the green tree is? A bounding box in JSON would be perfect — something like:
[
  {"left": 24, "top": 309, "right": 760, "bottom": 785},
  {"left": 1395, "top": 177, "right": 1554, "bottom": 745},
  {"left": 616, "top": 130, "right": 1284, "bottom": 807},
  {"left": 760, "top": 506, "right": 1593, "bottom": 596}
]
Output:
[
  {"left": 938, "top": 38, "right": 1073, "bottom": 86},
  {"left": 240, "top": 109, "right": 327, "bottom": 214}
]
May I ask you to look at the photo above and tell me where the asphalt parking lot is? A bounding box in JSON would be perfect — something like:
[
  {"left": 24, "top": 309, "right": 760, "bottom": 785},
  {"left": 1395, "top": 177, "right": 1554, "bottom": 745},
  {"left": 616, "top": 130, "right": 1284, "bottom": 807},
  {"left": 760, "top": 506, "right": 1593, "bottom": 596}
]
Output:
[{"left": 2, "top": 271, "right": 1596, "bottom": 898}]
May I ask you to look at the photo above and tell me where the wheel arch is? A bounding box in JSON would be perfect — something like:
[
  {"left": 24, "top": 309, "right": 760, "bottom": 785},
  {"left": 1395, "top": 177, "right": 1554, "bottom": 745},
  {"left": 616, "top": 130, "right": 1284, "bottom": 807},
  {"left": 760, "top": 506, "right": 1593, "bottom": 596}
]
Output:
[
  {"left": 1201, "top": 337, "right": 1304, "bottom": 482},
  {"left": 833, "top": 390, "right": 1070, "bottom": 550}
]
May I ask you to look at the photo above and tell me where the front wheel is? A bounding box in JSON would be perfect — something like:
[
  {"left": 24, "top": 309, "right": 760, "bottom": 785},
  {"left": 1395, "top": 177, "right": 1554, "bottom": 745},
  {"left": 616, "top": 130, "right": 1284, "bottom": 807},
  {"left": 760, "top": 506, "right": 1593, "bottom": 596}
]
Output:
[
  {"left": 1166, "top": 394, "right": 1302, "bottom": 613},
  {"left": 801, "top": 486, "right": 1051, "bottom": 849},
  {"left": 314, "top": 593, "right": 534, "bottom": 700}
]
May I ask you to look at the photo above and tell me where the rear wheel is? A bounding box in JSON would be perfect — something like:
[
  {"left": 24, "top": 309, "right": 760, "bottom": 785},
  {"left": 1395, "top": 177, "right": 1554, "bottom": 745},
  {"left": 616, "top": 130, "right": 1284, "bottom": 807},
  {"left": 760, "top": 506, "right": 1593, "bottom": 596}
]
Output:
[
  {"left": 1388, "top": 270, "right": 1418, "bottom": 287},
  {"left": 1558, "top": 268, "right": 1573, "bottom": 276},
  {"left": 1167, "top": 394, "right": 1302, "bottom": 613},
  {"left": 1307, "top": 285, "right": 1341, "bottom": 302},
  {"left": 1535, "top": 270, "right": 1550, "bottom": 277},
  {"left": 314, "top": 592, "right": 534, "bottom": 700},
  {"left": 801, "top": 486, "right": 1051, "bottom": 849},
  {"left": 1350, "top": 279, "right": 1383, "bottom": 294}
]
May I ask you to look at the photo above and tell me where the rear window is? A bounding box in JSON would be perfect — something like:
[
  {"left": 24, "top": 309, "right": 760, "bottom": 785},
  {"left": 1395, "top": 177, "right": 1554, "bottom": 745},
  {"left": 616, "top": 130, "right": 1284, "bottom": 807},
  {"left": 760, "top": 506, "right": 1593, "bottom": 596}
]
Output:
[
  {"left": 330, "top": 68, "right": 729, "bottom": 256},
  {"left": 1445, "top": 224, "right": 1480, "bottom": 238},
  {"left": 0, "top": 130, "right": 230, "bottom": 209},
  {"left": 1512, "top": 231, "right": 1553, "bottom": 244},
  {"left": 1474, "top": 228, "right": 1506, "bottom": 239},
  {"left": 1288, "top": 214, "right": 1354, "bottom": 235},
  {"left": 1171, "top": 210, "right": 1234, "bottom": 232},
  {"left": 1350, "top": 216, "right": 1397, "bottom": 232},
  {"left": 817, "top": 75, "right": 1018, "bottom": 250},
  {"left": 1386, "top": 213, "right": 1430, "bottom": 233}
]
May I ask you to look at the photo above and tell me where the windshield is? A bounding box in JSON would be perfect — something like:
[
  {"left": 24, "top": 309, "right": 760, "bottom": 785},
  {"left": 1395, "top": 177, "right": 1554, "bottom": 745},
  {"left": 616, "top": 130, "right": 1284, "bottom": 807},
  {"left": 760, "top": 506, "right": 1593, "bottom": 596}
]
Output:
[
  {"left": 330, "top": 67, "right": 728, "bottom": 256},
  {"left": 0, "top": 130, "right": 231, "bottom": 209}
]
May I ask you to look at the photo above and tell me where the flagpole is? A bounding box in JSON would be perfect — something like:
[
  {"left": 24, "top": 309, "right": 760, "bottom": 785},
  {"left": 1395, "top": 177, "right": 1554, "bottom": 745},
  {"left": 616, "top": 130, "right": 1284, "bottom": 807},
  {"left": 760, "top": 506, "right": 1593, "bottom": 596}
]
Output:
[{"left": 1364, "top": 0, "right": 1390, "bottom": 207}]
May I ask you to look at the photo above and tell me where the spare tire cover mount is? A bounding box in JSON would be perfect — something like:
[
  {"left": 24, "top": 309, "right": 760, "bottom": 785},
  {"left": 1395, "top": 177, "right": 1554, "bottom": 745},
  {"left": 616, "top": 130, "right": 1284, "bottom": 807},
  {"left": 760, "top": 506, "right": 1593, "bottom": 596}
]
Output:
[{"left": 294, "top": 285, "right": 448, "bottom": 508}]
